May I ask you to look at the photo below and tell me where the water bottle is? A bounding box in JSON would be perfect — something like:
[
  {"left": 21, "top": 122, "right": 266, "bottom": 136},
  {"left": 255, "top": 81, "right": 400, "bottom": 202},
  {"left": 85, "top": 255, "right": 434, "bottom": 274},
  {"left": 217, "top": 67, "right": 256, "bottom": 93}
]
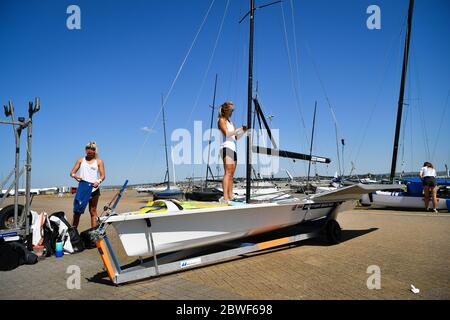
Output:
[{"left": 55, "top": 235, "right": 63, "bottom": 258}]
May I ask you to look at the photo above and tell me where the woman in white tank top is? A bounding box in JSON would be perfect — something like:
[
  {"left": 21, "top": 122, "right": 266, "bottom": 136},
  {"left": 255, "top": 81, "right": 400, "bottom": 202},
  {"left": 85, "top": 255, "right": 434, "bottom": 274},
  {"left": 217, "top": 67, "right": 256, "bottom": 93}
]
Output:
[
  {"left": 419, "top": 161, "right": 438, "bottom": 212},
  {"left": 218, "top": 101, "right": 247, "bottom": 201},
  {"left": 70, "top": 141, "right": 106, "bottom": 228}
]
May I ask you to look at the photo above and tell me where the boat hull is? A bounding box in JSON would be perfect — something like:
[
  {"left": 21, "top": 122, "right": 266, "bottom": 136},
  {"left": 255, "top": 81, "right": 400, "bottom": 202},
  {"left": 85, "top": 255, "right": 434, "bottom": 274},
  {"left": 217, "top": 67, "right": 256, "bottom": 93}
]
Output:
[
  {"left": 106, "top": 201, "right": 338, "bottom": 257},
  {"left": 360, "top": 191, "right": 450, "bottom": 210},
  {"left": 185, "top": 188, "right": 223, "bottom": 201},
  {"left": 152, "top": 188, "right": 184, "bottom": 200}
]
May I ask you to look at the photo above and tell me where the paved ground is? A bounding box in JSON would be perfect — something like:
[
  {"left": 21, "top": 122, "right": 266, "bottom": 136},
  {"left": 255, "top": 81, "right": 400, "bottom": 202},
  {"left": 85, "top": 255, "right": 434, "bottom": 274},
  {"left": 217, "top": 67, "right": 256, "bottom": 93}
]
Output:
[{"left": 1, "top": 191, "right": 449, "bottom": 300}]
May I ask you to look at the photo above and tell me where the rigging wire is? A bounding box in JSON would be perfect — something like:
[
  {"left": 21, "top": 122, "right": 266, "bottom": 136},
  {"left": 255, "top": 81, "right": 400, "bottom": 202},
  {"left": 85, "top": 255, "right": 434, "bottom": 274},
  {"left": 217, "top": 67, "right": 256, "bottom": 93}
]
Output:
[
  {"left": 288, "top": 0, "right": 308, "bottom": 176},
  {"left": 303, "top": 41, "right": 342, "bottom": 176},
  {"left": 184, "top": 0, "right": 231, "bottom": 126},
  {"left": 125, "top": 0, "right": 216, "bottom": 180},
  {"left": 226, "top": 0, "right": 243, "bottom": 100},
  {"left": 279, "top": 1, "right": 310, "bottom": 152},
  {"left": 431, "top": 86, "right": 450, "bottom": 161},
  {"left": 289, "top": 0, "right": 301, "bottom": 91},
  {"left": 411, "top": 46, "right": 431, "bottom": 160},
  {"left": 400, "top": 108, "right": 410, "bottom": 174},
  {"left": 350, "top": 18, "right": 406, "bottom": 163},
  {"left": 409, "top": 89, "right": 414, "bottom": 173},
  {"left": 400, "top": 68, "right": 411, "bottom": 175}
]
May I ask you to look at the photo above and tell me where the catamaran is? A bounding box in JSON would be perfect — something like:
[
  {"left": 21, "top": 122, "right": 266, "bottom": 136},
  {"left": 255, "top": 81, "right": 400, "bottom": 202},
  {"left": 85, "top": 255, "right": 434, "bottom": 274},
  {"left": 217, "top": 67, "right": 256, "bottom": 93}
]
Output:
[
  {"left": 358, "top": 0, "right": 449, "bottom": 212},
  {"left": 360, "top": 177, "right": 450, "bottom": 211}
]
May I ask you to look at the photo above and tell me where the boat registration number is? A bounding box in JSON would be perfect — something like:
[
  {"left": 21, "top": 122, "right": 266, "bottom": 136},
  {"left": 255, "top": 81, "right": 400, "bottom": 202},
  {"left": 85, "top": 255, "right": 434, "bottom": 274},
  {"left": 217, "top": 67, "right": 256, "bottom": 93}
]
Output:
[{"left": 302, "top": 202, "right": 336, "bottom": 210}]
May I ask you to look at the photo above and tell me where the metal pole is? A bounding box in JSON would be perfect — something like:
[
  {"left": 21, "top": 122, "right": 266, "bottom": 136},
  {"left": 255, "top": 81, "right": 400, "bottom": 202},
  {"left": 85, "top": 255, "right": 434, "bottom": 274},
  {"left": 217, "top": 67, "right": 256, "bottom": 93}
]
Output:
[
  {"left": 161, "top": 94, "right": 171, "bottom": 190},
  {"left": 205, "top": 74, "right": 218, "bottom": 188},
  {"left": 8, "top": 101, "right": 21, "bottom": 230},
  {"left": 390, "top": 0, "right": 414, "bottom": 182},
  {"left": 245, "top": 0, "right": 255, "bottom": 204},
  {"left": 306, "top": 101, "right": 317, "bottom": 189},
  {"left": 23, "top": 101, "right": 35, "bottom": 236},
  {"left": 341, "top": 139, "right": 345, "bottom": 177}
]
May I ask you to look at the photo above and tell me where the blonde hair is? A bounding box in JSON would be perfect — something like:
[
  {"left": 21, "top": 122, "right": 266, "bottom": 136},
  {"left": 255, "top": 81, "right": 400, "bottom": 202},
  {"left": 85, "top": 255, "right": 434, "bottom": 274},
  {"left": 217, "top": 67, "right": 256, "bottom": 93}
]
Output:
[
  {"left": 218, "top": 101, "right": 234, "bottom": 118},
  {"left": 85, "top": 141, "right": 99, "bottom": 158}
]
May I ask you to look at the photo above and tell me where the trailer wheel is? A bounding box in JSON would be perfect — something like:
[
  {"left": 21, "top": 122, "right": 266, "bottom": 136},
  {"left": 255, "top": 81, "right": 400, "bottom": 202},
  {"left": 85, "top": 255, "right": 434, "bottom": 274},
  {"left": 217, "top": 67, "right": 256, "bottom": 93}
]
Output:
[
  {"left": 0, "top": 204, "right": 25, "bottom": 229},
  {"left": 325, "top": 219, "right": 342, "bottom": 245}
]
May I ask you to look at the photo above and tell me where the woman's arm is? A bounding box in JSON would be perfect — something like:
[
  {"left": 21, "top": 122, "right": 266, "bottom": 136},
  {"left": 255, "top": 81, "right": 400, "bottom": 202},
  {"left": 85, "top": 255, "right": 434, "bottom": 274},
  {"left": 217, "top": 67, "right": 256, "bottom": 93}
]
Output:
[
  {"left": 93, "top": 159, "right": 105, "bottom": 188},
  {"left": 218, "top": 118, "right": 248, "bottom": 139},
  {"left": 218, "top": 118, "right": 237, "bottom": 138},
  {"left": 235, "top": 126, "right": 248, "bottom": 140},
  {"left": 70, "top": 158, "right": 83, "bottom": 182}
]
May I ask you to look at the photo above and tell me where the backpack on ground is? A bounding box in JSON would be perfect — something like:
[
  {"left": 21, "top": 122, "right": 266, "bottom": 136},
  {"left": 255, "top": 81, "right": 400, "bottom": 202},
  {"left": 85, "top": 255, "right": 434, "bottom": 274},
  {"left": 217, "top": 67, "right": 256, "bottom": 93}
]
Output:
[
  {"left": 48, "top": 212, "right": 85, "bottom": 254},
  {"left": 0, "top": 239, "right": 38, "bottom": 271}
]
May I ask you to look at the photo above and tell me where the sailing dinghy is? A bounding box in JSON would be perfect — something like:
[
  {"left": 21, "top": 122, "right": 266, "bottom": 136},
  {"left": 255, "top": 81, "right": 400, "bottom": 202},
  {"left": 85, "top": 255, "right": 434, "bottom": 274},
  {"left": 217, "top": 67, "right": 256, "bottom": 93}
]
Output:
[
  {"left": 101, "top": 183, "right": 402, "bottom": 257},
  {"left": 152, "top": 94, "right": 184, "bottom": 200},
  {"left": 359, "top": 0, "right": 449, "bottom": 212},
  {"left": 360, "top": 178, "right": 450, "bottom": 211},
  {"left": 92, "top": 0, "right": 402, "bottom": 284}
]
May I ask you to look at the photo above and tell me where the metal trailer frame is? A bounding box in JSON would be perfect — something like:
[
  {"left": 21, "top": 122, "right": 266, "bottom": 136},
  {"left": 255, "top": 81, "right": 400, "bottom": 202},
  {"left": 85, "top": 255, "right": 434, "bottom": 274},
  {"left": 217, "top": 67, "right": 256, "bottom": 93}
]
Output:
[
  {"left": 0, "top": 98, "right": 40, "bottom": 243},
  {"left": 95, "top": 207, "right": 341, "bottom": 285}
]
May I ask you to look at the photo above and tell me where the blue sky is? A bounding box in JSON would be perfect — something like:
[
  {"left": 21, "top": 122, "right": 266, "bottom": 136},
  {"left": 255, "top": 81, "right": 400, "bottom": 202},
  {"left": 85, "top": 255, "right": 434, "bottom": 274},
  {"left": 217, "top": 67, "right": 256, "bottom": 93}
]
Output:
[{"left": 0, "top": 0, "right": 449, "bottom": 188}]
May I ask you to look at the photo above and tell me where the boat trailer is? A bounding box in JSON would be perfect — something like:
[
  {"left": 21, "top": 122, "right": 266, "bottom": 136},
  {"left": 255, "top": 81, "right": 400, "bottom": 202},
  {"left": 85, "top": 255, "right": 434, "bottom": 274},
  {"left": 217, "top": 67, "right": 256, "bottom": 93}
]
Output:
[
  {"left": 0, "top": 98, "right": 40, "bottom": 245},
  {"left": 93, "top": 206, "right": 342, "bottom": 285}
]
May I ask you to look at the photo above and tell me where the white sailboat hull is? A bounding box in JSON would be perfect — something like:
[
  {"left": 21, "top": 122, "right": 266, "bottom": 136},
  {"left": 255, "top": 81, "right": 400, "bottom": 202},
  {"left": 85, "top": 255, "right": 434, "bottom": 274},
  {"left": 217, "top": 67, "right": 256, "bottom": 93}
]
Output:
[
  {"left": 104, "top": 201, "right": 337, "bottom": 257},
  {"left": 360, "top": 191, "right": 449, "bottom": 210},
  {"left": 102, "top": 184, "right": 394, "bottom": 258}
]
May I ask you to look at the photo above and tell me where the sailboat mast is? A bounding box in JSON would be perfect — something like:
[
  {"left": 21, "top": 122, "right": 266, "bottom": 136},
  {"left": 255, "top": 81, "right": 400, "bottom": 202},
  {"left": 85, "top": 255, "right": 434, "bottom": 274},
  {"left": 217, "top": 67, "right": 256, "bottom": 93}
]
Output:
[
  {"left": 307, "top": 101, "right": 317, "bottom": 188},
  {"left": 205, "top": 74, "right": 218, "bottom": 188},
  {"left": 162, "top": 94, "right": 171, "bottom": 189},
  {"left": 245, "top": 0, "right": 255, "bottom": 203},
  {"left": 390, "top": 0, "right": 414, "bottom": 182}
]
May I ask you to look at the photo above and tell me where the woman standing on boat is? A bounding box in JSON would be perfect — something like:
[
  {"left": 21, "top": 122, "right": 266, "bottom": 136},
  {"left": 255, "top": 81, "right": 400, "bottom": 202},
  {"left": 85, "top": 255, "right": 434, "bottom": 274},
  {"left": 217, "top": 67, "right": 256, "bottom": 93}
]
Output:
[
  {"left": 218, "top": 101, "right": 247, "bottom": 201},
  {"left": 419, "top": 162, "right": 438, "bottom": 213},
  {"left": 70, "top": 141, "right": 106, "bottom": 228}
]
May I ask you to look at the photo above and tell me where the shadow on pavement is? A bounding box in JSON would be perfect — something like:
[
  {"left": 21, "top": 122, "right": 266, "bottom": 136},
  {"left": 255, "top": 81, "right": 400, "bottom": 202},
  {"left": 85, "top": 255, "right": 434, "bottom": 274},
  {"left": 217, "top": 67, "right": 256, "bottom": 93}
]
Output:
[
  {"left": 301, "top": 227, "right": 378, "bottom": 247},
  {"left": 87, "top": 227, "right": 378, "bottom": 286}
]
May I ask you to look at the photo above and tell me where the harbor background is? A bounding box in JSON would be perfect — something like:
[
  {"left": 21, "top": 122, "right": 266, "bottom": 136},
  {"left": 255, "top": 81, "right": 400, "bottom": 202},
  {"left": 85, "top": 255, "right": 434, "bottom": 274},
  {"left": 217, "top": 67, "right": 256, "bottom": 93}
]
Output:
[{"left": 1, "top": 190, "right": 449, "bottom": 300}]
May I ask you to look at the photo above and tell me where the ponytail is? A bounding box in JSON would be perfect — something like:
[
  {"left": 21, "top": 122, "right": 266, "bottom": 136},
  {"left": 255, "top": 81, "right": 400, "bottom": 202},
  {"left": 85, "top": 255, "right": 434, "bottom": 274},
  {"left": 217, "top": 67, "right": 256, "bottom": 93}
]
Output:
[{"left": 218, "top": 101, "right": 234, "bottom": 118}]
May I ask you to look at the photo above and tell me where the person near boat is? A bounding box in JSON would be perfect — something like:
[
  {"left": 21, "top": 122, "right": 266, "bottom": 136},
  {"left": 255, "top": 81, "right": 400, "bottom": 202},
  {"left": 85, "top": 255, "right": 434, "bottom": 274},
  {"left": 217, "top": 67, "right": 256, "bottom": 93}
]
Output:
[
  {"left": 70, "top": 141, "right": 106, "bottom": 228},
  {"left": 419, "top": 161, "right": 438, "bottom": 213},
  {"left": 218, "top": 101, "right": 247, "bottom": 201}
]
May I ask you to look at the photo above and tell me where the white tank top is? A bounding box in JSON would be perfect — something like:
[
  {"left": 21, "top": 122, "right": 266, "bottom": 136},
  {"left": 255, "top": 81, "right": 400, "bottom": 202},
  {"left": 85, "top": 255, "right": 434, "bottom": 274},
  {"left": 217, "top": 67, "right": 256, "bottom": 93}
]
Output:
[
  {"left": 420, "top": 166, "right": 436, "bottom": 178},
  {"left": 219, "top": 119, "right": 236, "bottom": 152},
  {"left": 79, "top": 158, "right": 99, "bottom": 191}
]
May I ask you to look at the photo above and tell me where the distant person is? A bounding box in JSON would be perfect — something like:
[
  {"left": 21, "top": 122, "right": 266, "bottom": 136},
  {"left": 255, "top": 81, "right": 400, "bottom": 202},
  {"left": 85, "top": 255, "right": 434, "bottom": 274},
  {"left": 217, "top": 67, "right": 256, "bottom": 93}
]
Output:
[
  {"left": 218, "top": 101, "right": 247, "bottom": 201},
  {"left": 419, "top": 161, "right": 437, "bottom": 213},
  {"left": 70, "top": 141, "right": 106, "bottom": 228}
]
